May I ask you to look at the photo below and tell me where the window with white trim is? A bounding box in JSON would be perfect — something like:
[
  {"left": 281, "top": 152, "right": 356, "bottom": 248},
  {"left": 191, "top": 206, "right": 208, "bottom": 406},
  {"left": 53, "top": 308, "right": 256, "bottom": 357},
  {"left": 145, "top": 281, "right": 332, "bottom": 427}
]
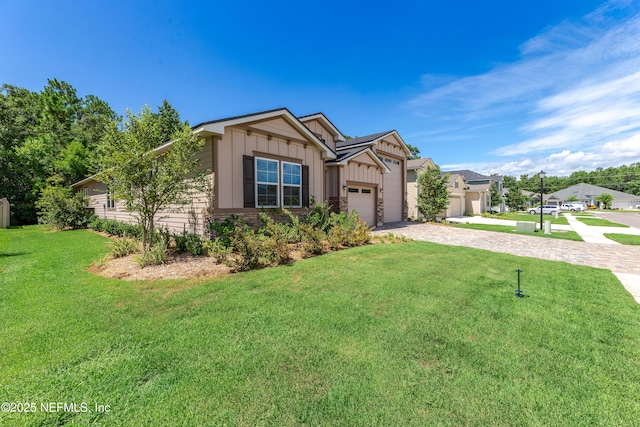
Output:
[
  {"left": 106, "top": 189, "right": 115, "bottom": 209},
  {"left": 255, "top": 157, "right": 302, "bottom": 208},
  {"left": 282, "top": 161, "right": 301, "bottom": 208},
  {"left": 256, "top": 158, "right": 279, "bottom": 207}
]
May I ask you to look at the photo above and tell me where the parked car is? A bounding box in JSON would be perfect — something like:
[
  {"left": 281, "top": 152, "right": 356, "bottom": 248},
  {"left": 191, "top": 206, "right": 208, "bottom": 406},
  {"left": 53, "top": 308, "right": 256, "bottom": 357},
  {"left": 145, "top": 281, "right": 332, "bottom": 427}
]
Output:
[
  {"left": 560, "top": 203, "right": 583, "bottom": 212},
  {"left": 528, "top": 205, "right": 562, "bottom": 215}
]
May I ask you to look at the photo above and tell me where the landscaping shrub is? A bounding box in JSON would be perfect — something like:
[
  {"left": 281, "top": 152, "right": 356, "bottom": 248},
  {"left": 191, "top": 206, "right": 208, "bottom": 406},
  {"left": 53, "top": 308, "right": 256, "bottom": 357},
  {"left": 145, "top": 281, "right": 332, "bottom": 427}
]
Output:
[
  {"left": 36, "top": 185, "right": 92, "bottom": 230},
  {"left": 303, "top": 198, "right": 333, "bottom": 232},
  {"left": 300, "top": 223, "right": 328, "bottom": 257},
  {"left": 228, "top": 229, "right": 266, "bottom": 272},
  {"left": 262, "top": 233, "right": 291, "bottom": 266},
  {"left": 107, "top": 237, "right": 139, "bottom": 258},
  {"left": 210, "top": 215, "right": 244, "bottom": 247},
  {"left": 88, "top": 217, "right": 143, "bottom": 239},
  {"left": 203, "top": 239, "right": 232, "bottom": 264},
  {"left": 327, "top": 211, "right": 370, "bottom": 247},
  {"left": 173, "top": 231, "right": 204, "bottom": 256},
  {"left": 135, "top": 241, "right": 168, "bottom": 267},
  {"left": 185, "top": 233, "right": 204, "bottom": 256}
]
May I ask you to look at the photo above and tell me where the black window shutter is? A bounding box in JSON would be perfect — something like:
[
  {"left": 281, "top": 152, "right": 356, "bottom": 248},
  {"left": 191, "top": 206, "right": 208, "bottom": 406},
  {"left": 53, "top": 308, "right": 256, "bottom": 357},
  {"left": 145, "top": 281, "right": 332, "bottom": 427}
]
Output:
[
  {"left": 302, "top": 165, "right": 309, "bottom": 208},
  {"left": 243, "top": 155, "right": 255, "bottom": 208}
]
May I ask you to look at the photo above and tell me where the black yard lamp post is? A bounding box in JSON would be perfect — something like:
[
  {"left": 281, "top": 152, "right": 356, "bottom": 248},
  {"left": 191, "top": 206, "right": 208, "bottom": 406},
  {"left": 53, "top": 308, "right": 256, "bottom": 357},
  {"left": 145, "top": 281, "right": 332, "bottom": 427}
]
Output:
[{"left": 538, "top": 170, "right": 546, "bottom": 232}]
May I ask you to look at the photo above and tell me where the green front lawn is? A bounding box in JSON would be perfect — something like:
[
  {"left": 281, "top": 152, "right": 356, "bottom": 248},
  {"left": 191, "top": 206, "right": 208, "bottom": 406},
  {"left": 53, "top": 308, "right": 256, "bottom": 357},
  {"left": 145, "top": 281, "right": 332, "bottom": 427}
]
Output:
[
  {"left": 575, "top": 217, "right": 629, "bottom": 227},
  {"left": 604, "top": 233, "right": 640, "bottom": 245},
  {"left": 1, "top": 227, "right": 639, "bottom": 425},
  {"left": 451, "top": 223, "right": 583, "bottom": 241},
  {"left": 481, "top": 212, "right": 569, "bottom": 225}
]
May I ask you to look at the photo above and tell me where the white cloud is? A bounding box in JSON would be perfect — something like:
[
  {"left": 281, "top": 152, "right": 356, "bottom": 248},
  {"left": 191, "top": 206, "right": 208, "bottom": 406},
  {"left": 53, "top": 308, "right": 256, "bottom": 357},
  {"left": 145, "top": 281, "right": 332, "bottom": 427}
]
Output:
[
  {"left": 449, "top": 133, "right": 640, "bottom": 178},
  {"left": 409, "top": 1, "right": 640, "bottom": 175}
]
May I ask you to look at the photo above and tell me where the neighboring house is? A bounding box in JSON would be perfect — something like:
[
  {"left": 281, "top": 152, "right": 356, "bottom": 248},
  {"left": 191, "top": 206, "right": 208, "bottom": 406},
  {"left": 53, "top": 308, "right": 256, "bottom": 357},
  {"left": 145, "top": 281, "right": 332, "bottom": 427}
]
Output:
[
  {"left": 445, "top": 169, "right": 505, "bottom": 214},
  {"left": 443, "top": 174, "right": 467, "bottom": 218},
  {"left": 72, "top": 108, "right": 409, "bottom": 232},
  {"left": 406, "top": 158, "right": 436, "bottom": 219},
  {"left": 406, "top": 158, "right": 467, "bottom": 219},
  {"left": 548, "top": 183, "right": 640, "bottom": 209}
]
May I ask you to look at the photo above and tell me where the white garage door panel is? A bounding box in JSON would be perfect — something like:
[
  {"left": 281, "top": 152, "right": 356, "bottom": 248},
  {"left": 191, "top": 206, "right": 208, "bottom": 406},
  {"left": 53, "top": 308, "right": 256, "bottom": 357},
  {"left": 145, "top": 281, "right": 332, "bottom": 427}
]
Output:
[
  {"left": 384, "top": 158, "right": 403, "bottom": 222},
  {"left": 449, "top": 197, "right": 462, "bottom": 217},
  {"left": 348, "top": 187, "right": 375, "bottom": 225}
]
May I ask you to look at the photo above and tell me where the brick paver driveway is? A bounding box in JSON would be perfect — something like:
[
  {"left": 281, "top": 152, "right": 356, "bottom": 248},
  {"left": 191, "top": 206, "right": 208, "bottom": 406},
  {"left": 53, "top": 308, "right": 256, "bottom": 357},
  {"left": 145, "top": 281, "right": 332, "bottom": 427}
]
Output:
[{"left": 372, "top": 222, "right": 640, "bottom": 275}]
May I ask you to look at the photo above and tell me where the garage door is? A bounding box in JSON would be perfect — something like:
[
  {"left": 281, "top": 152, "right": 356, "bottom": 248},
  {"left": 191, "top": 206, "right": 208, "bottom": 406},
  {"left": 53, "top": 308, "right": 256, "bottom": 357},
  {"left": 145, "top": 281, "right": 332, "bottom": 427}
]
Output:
[
  {"left": 383, "top": 157, "right": 403, "bottom": 222},
  {"left": 347, "top": 187, "right": 375, "bottom": 226},
  {"left": 448, "top": 196, "right": 463, "bottom": 217}
]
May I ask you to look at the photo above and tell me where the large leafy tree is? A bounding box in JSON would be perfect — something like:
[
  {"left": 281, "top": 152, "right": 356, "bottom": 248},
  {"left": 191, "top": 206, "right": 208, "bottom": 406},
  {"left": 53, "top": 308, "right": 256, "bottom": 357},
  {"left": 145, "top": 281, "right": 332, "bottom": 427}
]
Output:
[
  {"left": 97, "top": 106, "right": 208, "bottom": 252},
  {"left": 405, "top": 143, "right": 421, "bottom": 160},
  {"left": 0, "top": 85, "right": 41, "bottom": 223},
  {"left": 1, "top": 80, "right": 116, "bottom": 224},
  {"left": 416, "top": 165, "right": 449, "bottom": 222}
]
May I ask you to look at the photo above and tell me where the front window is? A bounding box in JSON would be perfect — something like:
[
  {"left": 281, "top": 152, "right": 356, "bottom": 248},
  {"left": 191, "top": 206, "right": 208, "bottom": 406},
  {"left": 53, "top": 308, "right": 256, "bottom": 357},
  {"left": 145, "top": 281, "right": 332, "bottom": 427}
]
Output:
[
  {"left": 256, "top": 158, "right": 279, "bottom": 207},
  {"left": 106, "top": 189, "right": 115, "bottom": 209},
  {"left": 282, "top": 162, "right": 301, "bottom": 208},
  {"left": 255, "top": 157, "right": 302, "bottom": 208}
]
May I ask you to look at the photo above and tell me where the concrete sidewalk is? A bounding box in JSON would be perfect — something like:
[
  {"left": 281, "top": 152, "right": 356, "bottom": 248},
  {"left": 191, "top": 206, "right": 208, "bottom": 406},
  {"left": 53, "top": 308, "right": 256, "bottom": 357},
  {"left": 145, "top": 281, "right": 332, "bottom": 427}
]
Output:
[{"left": 372, "top": 220, "right": 640, "bottom": 304}]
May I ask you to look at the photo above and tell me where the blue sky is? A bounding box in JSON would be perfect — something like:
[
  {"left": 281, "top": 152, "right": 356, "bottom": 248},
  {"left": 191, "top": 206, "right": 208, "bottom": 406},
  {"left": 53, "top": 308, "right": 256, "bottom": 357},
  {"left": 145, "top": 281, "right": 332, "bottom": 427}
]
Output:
[{"left": 2, "top": 0, "right": 640, "bottom": 177}]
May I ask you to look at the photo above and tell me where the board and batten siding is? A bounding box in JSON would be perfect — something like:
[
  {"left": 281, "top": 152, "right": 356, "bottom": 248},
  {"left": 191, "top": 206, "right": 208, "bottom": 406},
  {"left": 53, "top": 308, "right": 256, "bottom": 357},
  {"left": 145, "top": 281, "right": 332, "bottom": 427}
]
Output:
[
  {"left": 344, "top": 153, "right": 383, "bottom": 186},
  {"left": 217, "top": 124, "right": 324, "bottom": 210},
  {"left": 374, "top": 134, "right": 406, "bottom": 159},
  {"left": 300, "top": 118, "right": 337, "bottom": 152},
  {"left": 407, "top": 170, "right": 419, "bottom": 219}
]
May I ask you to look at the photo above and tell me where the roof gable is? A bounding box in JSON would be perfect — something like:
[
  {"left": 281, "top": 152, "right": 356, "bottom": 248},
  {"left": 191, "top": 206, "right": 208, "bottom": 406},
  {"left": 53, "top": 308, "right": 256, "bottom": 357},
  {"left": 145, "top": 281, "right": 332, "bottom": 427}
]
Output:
[
  {"left": 407, "top": 157, "right": 435, "bottom": 170},
  {"left": 193, "top": 108, "right": 336, "bottom": 159},
  {"left": 298, "top": 112, "right": 346, "bottom": 143},
  {"left": 325, "top": 146, "right": 390, "bottom": 173}
]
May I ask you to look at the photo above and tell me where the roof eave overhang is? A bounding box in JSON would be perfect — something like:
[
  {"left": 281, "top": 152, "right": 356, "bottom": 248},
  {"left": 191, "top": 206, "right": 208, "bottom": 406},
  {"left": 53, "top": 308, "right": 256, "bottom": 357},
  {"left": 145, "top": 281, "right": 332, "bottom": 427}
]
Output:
[
  {"left": 298, "top": 113, "right": 346, "bottom": 143},
  {"left": 71, "top": 175, "right": 98, "bottom": 188}
]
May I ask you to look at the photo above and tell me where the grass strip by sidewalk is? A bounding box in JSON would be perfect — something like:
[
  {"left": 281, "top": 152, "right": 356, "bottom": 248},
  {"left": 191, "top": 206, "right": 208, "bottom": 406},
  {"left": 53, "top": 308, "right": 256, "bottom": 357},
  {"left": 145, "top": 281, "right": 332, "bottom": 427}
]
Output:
[
  {"left": 1, "top": 226, "right": 638, "bottom": 426},
  {"left": 451, "top": 223, "right": 583, "bottom": 241},
  {"left": 604, "top": 233, "right": 640, "bottom": 245},
  {"left": 480, "top": 212, "right": 569, "bottom": 225},
  {"left": 575, "top": 217, "right": 629, "bottom": 227}
]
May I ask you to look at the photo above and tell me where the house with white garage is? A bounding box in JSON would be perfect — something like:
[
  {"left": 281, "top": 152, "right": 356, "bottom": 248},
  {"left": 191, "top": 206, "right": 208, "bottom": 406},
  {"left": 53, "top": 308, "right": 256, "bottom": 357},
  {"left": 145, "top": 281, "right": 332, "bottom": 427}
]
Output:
[
  {"left": 72, "top": 108, "right": 409, "bottom": 232},
  {"left": 406, "top": 158, "right": 467, "bottom": 219},
  {"left": 445, "top": 169, "right": 505, "bottom": 214},
  {"left": 548, "top": 183, "right": 640, "bottom": 210}
]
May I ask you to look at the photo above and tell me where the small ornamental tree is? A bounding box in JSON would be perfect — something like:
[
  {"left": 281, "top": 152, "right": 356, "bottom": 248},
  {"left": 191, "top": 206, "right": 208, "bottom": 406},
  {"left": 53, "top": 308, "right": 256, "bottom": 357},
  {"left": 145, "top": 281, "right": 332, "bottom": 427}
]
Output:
[
  {"left": 596, "top": 193, "right": 614, "bottom": 210},
  {"left": 504, "top": 186, "right": 528, "bottom": 211},
  {"left": 490, "top": 182, "right": 504, "bottom": 211},
  {"left": 97, "top": 106, "right": 208, "bottom": 253},
  {"left": 417, "top": 165, "right": 450, "bottom": 222}
]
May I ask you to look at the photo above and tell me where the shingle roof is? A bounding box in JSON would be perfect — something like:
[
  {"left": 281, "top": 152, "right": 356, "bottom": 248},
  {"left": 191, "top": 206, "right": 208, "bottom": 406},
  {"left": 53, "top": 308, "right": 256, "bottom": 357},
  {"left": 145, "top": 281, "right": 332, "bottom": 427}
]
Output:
[
  {"left": 550, "top": 183, "right": 640, "bottom": 201},
  {"left": 445, "top": 169, "right": 503, "bottom": 182},
  {"left": 336, "top": 130, "right": 394, "bottom": 149},
  {"left": 407, "top": 158, "right": 433, "bottom": 170},
  {"left": 325, "top": 146, "right": 370, "bottom": 164},
  {"left": 192, "top": 107, "right": 289, "bottom": 128}
]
